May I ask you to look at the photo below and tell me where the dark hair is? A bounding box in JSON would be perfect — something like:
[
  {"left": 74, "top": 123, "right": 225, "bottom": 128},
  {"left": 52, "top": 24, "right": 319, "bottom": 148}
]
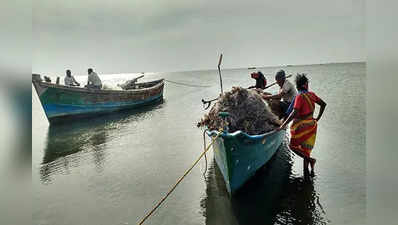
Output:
[
  {"left": 275, "top": 70, "right": 285, "bottom": 81},
  {"left": 295, "top": 73, "right": 309, "bottom": 91},
  {"left": 88, "top": 68, "right": 93, "bottom": 73},
  {"left": 66, "top": 69, "right": 71, "bottom": 76}
]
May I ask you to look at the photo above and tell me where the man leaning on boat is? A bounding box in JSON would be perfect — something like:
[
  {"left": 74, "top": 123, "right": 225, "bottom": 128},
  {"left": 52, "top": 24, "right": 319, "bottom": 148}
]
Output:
[
  {"left": 261, "top": 70, "right": 297, "bottom": 119},
  {"left": 85, "top": 68, "right": 102, "bottom": 89}
]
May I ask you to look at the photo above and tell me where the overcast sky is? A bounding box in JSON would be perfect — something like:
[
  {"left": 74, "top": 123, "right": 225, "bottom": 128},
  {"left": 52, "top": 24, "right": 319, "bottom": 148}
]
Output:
[{"left": 32, "top": 0, "right": 365, "bottom": 75}]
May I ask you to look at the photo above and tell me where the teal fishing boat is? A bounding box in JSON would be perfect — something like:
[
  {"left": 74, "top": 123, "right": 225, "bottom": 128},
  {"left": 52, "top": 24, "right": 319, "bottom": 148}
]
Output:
[
  {"left": 32, "top": 74, "right": 164, "bottom": 124},
  {"left": 206, "top": 120, "right": 285, "bottom": 195}
]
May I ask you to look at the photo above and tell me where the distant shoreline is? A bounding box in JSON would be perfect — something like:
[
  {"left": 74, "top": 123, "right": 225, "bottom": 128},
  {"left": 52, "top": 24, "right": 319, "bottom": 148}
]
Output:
[
  {"left": 173, "top": 61, "right": 365, "bottom": 74},
  {"left": 242, "top": 61, "right": 365, "bottom": 70},
  {"left": 33, "top": 61, "right": 365, "bottom": 77}
]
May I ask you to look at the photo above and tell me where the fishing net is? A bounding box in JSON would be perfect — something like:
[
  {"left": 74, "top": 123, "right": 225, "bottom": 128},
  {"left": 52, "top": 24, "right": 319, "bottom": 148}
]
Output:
[{"left": 197, "top": 87, "right": 282, "bottom": 135}]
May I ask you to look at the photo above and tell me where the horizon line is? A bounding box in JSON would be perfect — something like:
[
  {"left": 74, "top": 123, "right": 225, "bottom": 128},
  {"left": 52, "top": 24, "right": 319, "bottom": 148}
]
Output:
[
  {"left": 32, "top": 60, "right": 365, "bottom": 76},
  {"left": 163, "top": 60, "right": 366, "bottom": 74}
]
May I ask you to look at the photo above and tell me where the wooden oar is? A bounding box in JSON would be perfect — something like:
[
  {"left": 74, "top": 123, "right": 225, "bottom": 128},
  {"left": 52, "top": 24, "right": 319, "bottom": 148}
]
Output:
[
  {"left": 201, "top": 54, "right": 223, "bottom": 109},
  {"left": 263, "top": 74, "right": 293, "bottom": 89},
  {"left": 217, "top": 54, "right": 223, "bottom": 94},
  {"left": 134, "top": 74, "right": 145, "bottom": 81}
]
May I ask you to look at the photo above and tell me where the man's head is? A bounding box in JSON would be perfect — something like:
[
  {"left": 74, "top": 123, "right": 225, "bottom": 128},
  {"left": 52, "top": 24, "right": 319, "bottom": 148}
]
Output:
[
  {"left": 88, "top": 68, "right": 93, "bottom": 74},
  {"left": 275, "top": 70, "right": 286, "bottom": 87},
  {"left": 295, "top": 73, "right": 309, "bottom": 91},
  {"left": 66, "top": 69, "right": 71, "bottom": 77}
]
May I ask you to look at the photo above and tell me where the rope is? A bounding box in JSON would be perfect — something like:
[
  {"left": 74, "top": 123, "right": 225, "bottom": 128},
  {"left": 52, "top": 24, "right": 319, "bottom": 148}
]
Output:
[
  {"left": 137, "top": 131, "right": 222, "bottom": 225},
  {"left": 202, "top": 129, "right": 208, "bottom": 179},
  {"left": 164, "top": 79, "right": 212, "bottom": 88}
]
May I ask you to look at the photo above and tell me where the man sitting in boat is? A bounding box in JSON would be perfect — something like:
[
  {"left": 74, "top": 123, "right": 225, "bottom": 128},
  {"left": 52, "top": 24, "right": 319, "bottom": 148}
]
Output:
[
  {"left": 248, "top": 71, "right": 267, "bottom": 90},
  {"left": 261, "top": 69, "right": 297, "bottom": 119},
  {"left": 276, "top": 74, "right": 327, "bottom": 176},
  {"left": 85, "top": 68, "right": 102, "bottom": 89},
  {"left": 64, "top": 69, "right": 80, "bottom": 86}
]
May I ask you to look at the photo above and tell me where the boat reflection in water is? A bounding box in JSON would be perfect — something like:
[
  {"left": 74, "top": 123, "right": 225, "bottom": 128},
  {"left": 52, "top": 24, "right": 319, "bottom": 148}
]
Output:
[
  {"left": 202, "top": 142, "right": 329, "bottom": 225},
  {"left": 40, "top": 101, "right": 163, "bottom": 184}
]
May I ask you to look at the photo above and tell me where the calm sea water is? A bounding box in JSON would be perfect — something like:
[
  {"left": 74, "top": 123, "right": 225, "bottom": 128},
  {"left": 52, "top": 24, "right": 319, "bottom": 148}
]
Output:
[{"left": 32, "top": 62, "right": 365, "bottom": 225}]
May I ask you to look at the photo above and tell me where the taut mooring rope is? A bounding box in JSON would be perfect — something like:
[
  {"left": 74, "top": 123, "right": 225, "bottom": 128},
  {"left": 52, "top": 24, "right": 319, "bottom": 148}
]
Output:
[
  {"left": 164, "top": 79, "right": 212, "bottom": 88},
  {"left": 137, "top": 131, "right": 222, "bottom": 225}
]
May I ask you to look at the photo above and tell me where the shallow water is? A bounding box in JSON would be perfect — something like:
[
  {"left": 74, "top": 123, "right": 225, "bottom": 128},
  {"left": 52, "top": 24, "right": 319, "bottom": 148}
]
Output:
[{"left": 32, "top": 62, "right": 365, "bottom": 225}]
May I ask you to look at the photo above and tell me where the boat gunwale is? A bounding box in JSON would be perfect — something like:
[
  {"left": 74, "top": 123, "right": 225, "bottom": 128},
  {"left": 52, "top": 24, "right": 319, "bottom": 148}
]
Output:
[
  {"left": 32, "top": 78, "right": 164, "bottom": 94},
  {"left": 206, "top": 129, "right": 281, "bottom": 140}
]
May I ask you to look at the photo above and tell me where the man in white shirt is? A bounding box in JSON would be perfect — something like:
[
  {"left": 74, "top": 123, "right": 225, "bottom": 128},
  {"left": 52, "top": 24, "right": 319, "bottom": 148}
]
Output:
[
  {"left": 64, "top": 70, "right": 80, "bottom": 86},
  {"left": 262, "top": 70, "right": 297, "bottom": 119},
  {"left": 85, "top": 68, "right": 102, "bottom": 89}
]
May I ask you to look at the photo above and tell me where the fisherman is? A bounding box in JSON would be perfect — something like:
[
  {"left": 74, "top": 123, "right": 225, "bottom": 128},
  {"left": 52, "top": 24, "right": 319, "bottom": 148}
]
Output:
[
  {"left": 261, "top": 69, "right": 297, "bottom": 119},
  {"left": 248, "top": 71, "right": 267, "bottom": 90},
  {"left": 85, "top": 68, "right": 102, "bottom": 89},
  {"left": 276, "top": 74, "right": 326, "bottom": 176},
  {"left": 64, "top": 69, "right": 80, "bottom": 86}
]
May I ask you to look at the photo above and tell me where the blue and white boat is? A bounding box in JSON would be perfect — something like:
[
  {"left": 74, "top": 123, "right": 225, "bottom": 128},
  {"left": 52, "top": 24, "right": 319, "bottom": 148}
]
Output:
[
  {"left": 207, "top": 127, "right": 285, "bottom": 195},
  {"left": 32, "top": 74, "right": 164, "bottom": 124}
]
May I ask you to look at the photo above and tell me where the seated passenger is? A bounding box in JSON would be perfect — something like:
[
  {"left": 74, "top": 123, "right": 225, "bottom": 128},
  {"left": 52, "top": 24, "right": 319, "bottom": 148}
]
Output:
[
  {"left": 64, "top": 70, "right": 80, "bottom": 86},
  {"left": 85, "top": 68, "right": 102, "bottom": 89}
]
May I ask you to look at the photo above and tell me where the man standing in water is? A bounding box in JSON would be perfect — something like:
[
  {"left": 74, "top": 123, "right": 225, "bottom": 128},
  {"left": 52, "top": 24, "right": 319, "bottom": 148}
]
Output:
[
  {"left": 85, "top": 68, "right": 102, "bottom": 89},
  {"left": 262, "top": 69, "right": 297, "bottom": 119},
  {"left": 276, "top": 74, "right": 327, "bottom": 176}
]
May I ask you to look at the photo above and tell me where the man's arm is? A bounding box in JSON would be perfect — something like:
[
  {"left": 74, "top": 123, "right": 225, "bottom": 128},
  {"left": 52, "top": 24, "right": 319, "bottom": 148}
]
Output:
[
  {"left": 276, "top": 109, "right": 297, "bottom": 130},
  {"left": 315, "top": 98, "right": 327, "bottom": 121},
  {"left": 72, "top": 76, "right": 80, "bottom": 85},
  {"left": 87, "top": 74, "right": 91, "bottom": 85},
  {"left": 264, "top": 83, "right": 294, "bottom": 100},
  {"left": 262, "top": 91, "right": 283, "bottom": 100}
]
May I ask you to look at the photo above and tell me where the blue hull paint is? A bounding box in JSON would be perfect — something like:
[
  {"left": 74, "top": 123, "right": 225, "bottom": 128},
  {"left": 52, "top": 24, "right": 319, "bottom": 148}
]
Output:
[
  {"left": 45, "top": 94, "right": 163, "bottom": 120},
  {"left": 32, "top": 76, "right": 165, "bottom": 124},
  {"left": 207, "top": 129, "right": 285, "bottom": 195}
]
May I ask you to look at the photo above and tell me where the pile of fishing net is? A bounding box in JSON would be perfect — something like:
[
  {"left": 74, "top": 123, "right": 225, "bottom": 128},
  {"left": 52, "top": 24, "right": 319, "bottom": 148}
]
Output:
[{"left": 197, "top": 87, "right": 281, "bottom": 135}]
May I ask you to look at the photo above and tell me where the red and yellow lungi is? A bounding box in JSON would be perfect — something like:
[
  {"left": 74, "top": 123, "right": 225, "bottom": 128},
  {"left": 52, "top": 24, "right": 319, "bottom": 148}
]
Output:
[{"left": 289, "top": 116, "right": 317, "bottom": 158}]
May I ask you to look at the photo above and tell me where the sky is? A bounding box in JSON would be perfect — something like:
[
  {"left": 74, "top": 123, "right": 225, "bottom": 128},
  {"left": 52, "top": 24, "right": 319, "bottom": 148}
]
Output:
[{"left": 32, "top": 0, "right": 365, "bottom": 75}]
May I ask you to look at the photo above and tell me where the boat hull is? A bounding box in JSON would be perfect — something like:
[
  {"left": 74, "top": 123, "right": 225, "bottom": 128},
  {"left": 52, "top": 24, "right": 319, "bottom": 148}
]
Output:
[
  {"left": 32, "top": 75, "right": 164, "bottom": 124},
  {"left": 207, "top": 129, "right": 285, "bottom": 195}
]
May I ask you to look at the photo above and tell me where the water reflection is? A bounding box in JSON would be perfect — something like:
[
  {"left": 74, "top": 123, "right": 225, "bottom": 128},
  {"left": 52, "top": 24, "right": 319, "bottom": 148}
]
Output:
[
  {"left": 40, "top": 102, "right": 163, "bottom": 184},
  {"left": 274, "top": 176, "right": 329, "bottom": 225},
  {"left": 202, "top": 143, "right": 329, "bottom": 225}
]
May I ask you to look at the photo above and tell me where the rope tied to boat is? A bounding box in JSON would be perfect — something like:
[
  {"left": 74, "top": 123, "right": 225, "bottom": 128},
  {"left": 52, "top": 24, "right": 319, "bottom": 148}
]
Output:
[
  {"left": 202, "top": 129, "right": 209, "bottom": 179},
  {"left": 137, "top": 129, "right": 222, "bottom": 225},
  {"left": 164, "top": 79, "right": 212, "bottom": 88}
]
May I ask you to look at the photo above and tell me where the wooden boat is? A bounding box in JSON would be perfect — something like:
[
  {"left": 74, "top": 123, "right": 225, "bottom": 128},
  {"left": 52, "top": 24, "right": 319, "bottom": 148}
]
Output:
[
  {"left": 32, "top": 74, "right": 164, "bottom": 124},
  {"left": 206, "top": 128, "right": 285, "bottom": 195}
]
